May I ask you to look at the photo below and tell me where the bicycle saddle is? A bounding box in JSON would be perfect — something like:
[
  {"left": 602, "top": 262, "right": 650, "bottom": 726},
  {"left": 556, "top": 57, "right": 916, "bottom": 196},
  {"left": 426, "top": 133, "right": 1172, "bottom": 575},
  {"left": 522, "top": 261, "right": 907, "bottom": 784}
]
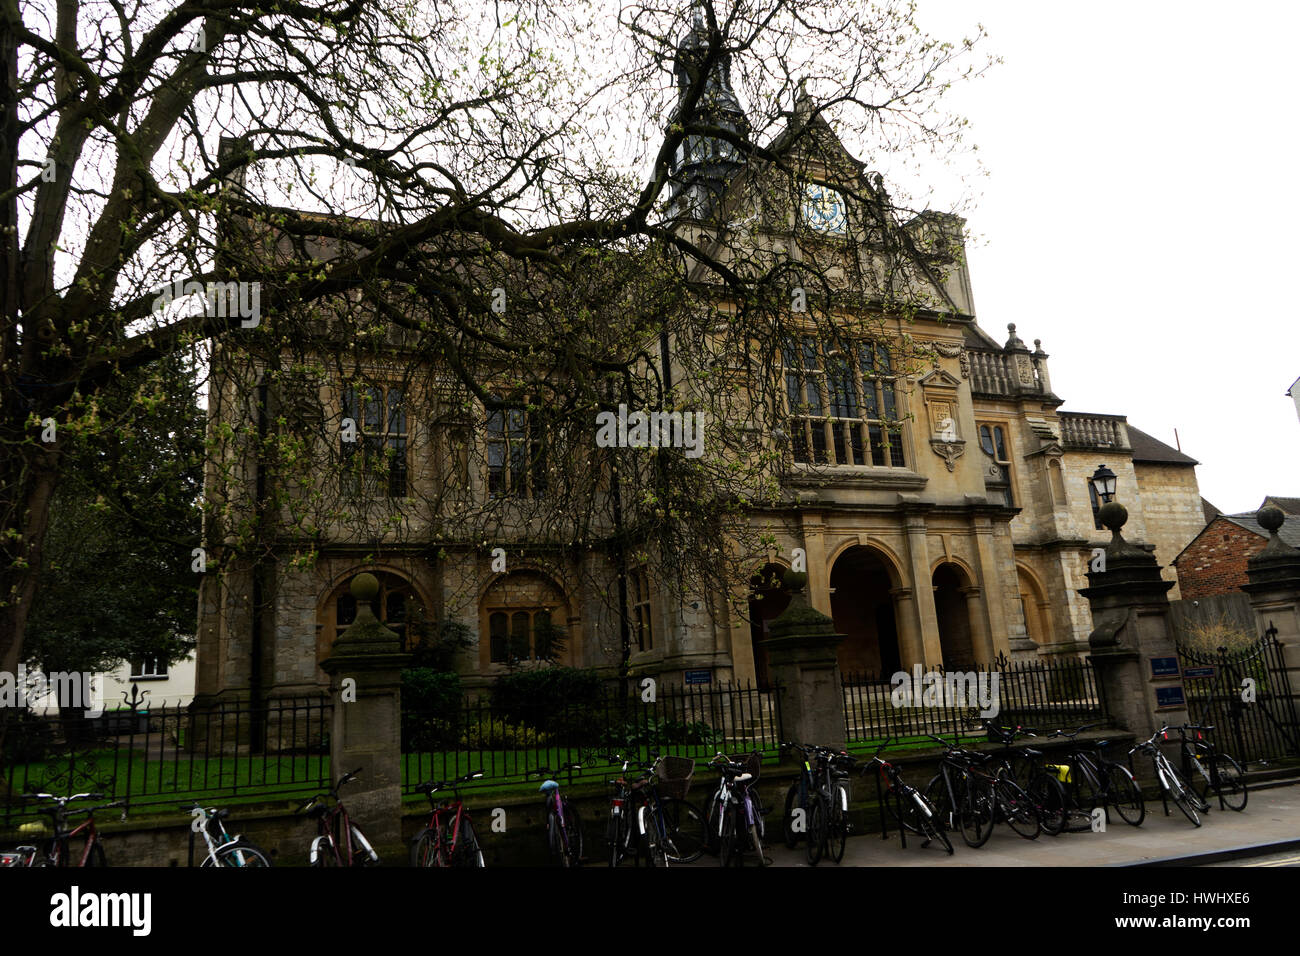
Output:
[
  {"left": 1018, "top": 748, "right": 1043, "bottom": 758},
  {"left": 538, "top": 780, "right": 560, "bottom": 793}
]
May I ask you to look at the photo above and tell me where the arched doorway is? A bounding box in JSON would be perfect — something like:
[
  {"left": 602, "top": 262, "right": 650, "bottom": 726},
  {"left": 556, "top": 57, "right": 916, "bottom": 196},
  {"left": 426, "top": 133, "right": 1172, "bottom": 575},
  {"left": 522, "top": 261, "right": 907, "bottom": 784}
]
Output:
[
  {"left": 932, "top": 563, "right": 975, "bottom": 670},
  {"left": 316, "top": 571, "right": 427, "bottom": 679},
  {"left": 830, "top": 546, "right": 901, "bottom": 676},
  {"left": 747, "top": 564, "right": 792, "bottom": 688}
]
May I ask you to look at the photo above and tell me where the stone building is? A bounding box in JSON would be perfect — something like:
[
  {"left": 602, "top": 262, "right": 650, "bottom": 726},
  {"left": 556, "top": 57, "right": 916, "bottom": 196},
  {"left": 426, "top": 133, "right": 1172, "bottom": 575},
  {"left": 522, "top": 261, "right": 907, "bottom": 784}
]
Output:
[{"left": 193, "top": 18, "right": 1211, "bottom": 702}]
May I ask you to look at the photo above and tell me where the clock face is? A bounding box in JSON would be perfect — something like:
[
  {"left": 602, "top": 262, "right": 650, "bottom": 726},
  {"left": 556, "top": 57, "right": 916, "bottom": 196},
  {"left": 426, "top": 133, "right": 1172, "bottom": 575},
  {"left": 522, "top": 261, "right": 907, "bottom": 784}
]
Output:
[{"left": 802, "top": 183, "right": 847, "bottom": 235}]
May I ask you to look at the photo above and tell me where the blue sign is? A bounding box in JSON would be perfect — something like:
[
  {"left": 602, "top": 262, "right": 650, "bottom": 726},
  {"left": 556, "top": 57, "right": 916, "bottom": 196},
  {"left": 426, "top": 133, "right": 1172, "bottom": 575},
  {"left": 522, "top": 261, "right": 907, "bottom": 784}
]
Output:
[
  {"left": 1183, "top": 666, "right": 1216, "bottom": 680},
  {"left": 684, "top": 669, "right": 712, "bottom": 685},
  {"left": 1156, "top": 686, "right": 1186, "bottom": 708},
  {"left": 1150, "top": 657, "right": 1179, "bottom": 678}
]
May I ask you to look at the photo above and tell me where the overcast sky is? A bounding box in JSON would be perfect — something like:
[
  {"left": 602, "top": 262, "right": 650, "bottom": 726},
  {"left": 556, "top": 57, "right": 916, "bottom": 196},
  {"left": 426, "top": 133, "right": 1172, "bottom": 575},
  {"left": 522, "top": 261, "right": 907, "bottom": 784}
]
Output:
[{"left": 909, "top": 1, "right": 1299, "bottom": 514}]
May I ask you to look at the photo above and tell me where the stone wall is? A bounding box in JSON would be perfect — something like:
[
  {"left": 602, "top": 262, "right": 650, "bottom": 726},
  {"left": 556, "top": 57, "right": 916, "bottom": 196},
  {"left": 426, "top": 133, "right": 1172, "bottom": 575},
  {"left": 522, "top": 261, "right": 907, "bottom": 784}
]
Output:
[{"left": 1132, "top": 461, "right": 1207, "bottom": 599}]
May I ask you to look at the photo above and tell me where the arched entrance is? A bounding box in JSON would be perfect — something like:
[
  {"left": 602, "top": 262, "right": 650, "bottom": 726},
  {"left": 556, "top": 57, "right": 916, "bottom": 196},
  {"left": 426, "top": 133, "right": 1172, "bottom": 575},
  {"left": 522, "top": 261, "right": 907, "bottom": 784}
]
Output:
[
  {"left": 932, "top": 563, "right": 975, "bottom": 670},
  {"left": 830, "top": 546, "right": 901, "bottom": 676},
  {"left": 747, "top": 563, "right": 792, "bottom": 688}
]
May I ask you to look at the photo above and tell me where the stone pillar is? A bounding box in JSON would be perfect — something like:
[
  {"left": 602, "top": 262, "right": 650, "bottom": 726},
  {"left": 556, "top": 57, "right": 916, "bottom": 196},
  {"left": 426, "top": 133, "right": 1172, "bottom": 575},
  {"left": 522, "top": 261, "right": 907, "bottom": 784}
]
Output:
[
  {"left": 1079, "top": 502, "right": 1187, "bottom": 740},
  {"left": 900, "top": 500, "right": 942, "bottom": 665},
  {"left": 891, "top": 586, "right": 924, "bottom": 670},
  {"left": 760, "top": 572, "right": 847, "bottom": 749},
  {"left": 318, "top": 573, "right": 412, "bottom": 858},
  {"left": 959, "top": 584, "right": 995, "bottom": 666},
  {"left": 1242, "top": 506, "right": 1300, "bottom": 689}
]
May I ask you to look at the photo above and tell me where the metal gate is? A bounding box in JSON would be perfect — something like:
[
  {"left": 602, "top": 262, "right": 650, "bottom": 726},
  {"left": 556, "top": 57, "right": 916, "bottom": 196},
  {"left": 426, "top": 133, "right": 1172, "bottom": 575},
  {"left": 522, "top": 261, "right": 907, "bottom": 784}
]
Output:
[{"left": 1176, "top": 623, "right": 1300, "bottom": 766}]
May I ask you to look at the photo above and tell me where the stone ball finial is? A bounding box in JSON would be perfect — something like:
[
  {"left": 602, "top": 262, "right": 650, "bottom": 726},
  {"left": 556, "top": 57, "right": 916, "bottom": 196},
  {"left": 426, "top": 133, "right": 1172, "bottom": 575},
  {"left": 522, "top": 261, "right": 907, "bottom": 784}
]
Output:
[
  {"left": 1258, "top": 505, "right": 1285, "bottom": 534},
  {"left": 1007, "top": 323, "right": 1016, "bottom": 333},
  {"left": 1098, "top": 501, "right": 1128, "bottom": 533},
  {"left": 351, "top": 572, "right": 380, "bottom": 601}
]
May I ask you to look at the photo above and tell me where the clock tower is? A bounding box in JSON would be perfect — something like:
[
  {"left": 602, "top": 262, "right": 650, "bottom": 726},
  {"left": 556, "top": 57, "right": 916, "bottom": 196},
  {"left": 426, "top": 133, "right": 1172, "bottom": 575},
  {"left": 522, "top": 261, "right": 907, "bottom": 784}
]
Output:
[{"left": 666, "top": 1, "right": 750, "bottom": 221}]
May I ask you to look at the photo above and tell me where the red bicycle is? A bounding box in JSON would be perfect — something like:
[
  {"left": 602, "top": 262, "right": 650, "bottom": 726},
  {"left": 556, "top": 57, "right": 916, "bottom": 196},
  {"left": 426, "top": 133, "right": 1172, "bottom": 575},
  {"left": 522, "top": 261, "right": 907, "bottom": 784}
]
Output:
[
  {"left": 297, "top": 768, "right": 380, "bottom": 867},
  {"left": 410, "top": 771, "right": 486, "bottom": 867},
  {"left": 0, "top": 792, "right": 123, "bottom": 867}
]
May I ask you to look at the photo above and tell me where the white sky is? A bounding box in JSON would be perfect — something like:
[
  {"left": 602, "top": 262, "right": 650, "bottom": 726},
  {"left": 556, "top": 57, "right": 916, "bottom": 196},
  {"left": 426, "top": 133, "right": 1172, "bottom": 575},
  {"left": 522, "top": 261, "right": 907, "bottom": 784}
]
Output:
[{"left": 911, "top": 0, "right": 1300, "bottom": 514}]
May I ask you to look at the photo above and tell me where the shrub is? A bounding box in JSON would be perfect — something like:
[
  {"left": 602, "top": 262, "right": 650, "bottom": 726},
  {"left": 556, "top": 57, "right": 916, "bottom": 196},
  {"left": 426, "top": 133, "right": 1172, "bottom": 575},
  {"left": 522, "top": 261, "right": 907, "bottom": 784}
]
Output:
[
  {"left": 459, "top": 719, "right": 551, "bottom": 750},
  {"left": 401, "top": 669, "right": 462, "bottom": 751},
  {"left": 489, "top": 667, "right": 604, "bottom": 738},
  {"left": 597, "top": 717, "right": 719, "bottom": 754}
]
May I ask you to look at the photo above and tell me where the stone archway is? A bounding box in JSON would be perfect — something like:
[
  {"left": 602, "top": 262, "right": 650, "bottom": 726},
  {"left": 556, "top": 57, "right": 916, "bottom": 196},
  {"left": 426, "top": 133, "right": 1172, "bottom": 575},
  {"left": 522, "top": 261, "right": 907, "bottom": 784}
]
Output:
[
  {"left": 830, "top": 546, "right": 902, "bottom": 676},
  {"left": 747, "top": 563, "right": 792, "bottom": 688},
  {"left": 1016, "top": 564, "right": 1053, "bottom": 649},
  {"left": 932, "top": 562, "right": 976, "bottom": 670}
]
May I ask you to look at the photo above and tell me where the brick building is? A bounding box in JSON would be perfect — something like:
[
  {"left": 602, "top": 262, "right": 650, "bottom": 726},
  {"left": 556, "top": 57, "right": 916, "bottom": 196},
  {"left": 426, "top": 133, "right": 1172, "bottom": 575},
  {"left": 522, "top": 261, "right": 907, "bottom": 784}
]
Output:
[{"left": 1174, "top": 497, "right": 1300, "bottom": 599}]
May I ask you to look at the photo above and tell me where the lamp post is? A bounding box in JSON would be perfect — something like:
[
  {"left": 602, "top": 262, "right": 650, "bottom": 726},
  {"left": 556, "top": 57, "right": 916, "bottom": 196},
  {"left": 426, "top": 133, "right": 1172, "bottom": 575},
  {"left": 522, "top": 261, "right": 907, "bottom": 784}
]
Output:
[{"left": 1089, "top": 463, "right": 1117, "bottom": 504}]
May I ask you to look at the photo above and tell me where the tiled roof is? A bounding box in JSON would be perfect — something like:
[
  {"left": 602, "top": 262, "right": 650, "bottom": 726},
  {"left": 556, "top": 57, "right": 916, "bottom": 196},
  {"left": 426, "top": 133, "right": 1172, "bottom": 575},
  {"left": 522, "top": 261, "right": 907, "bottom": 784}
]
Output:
[
  {"left": 1200, "top": 497, "right": 1222, "bottom": 524},
  {"left": 1220, "top": 512, "right": 1300, "bottom": 549},
  {"left": 1126, "top": 424, "right": 1198, "bottom": 466},
  {"left": 1261, "top": 496, "right": 1300, "bottom": 515}
]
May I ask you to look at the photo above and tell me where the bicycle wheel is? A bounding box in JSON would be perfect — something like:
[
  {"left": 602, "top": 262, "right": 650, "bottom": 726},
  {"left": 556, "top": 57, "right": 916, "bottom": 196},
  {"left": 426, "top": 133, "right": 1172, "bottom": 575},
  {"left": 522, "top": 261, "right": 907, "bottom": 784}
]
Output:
[
  {"left": 453, "top": 818, "right": 485, "bottom": 868},
  {"left": 783, "top": 783, "right": 803, "bottom": 849},
  {"left": 1072, "top": 760, "right": 1103, "bottom": 814},
  {"left": 959, "top": 777, "right": 994, "bottom": 848},
  {"left": 607, "top": 806, "right": 628, "bottom": 867},
  {"left": 998, "top": 780, "right": 1041, "bottom": 840},
  {"left": 805, "top": 793, "right": 826, "bottom": 865},
  {"left": 85, "top": 841, "right": 107, "bottom": 867},
  {"left": 637, "top": 805, "right": 668, "bottom": 868},
  {"left": 913, "top": 791, "right": 953, "bottom": 855},
  {"left": 410, "top": 827, "right": 445, "bottom": 868},
  {"left": 924, "top": 773, "right": 958, "bottom": 832},
  {"left": 311, "top": 834, "right": 338, "bottom": 866},
  {"left": 1028, "top": 773, "right": 1067, "bottom": 837},
  {"left": 1209, "top": 755, "right": 1247, "bottom": 812},
  {"left": 827, "top": 784, "right": 849, "bottom": 863},
  {"left": 1162, "top": 765, "right": 1202, "bottom": 826},
  {"left": 660, "top": 797, "right": 706, "bottom": 864},
  {"left": 718, "top": 803, "right": 738, "bottom": 867},
  {"left": 1104, "top": 764, "right": 1146, "bottom": 826},
  {"left": 209, "top": 840, "right": 272, "bottom": 867}
]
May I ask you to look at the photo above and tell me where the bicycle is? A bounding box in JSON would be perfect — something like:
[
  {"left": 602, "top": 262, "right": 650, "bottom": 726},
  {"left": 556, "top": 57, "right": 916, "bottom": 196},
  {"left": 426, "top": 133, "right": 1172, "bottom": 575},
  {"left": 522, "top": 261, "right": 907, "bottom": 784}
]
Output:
[
  {"left": 1043, "top": 724, "right": 1145, "bottom": 828},
  {"left": 806, "top": 744, "right": 855, "bottom": 864},
  {"left": 606, "top": 752, "right": 706, "bottom": 867},
  {"left": 862, "top": 739, "right": 953, "bottom": 855},
  {"left": 1129, "top": 727, "right": 1207, "bottom": 827},
  {"left": 982, "top": 723, "right": 1067, "bottom": 837},
  {"left": 1177, "top": 724, "right": 1247, "bottom": 812},
  {"left": 529, "top": 764, "right": 585, "bottom": 867},
  {"left": 297, "top": 768, "right": 381, "bottom": 866},
  {"left": 779, "top": 741, "right": 820, "bottom": 856},
  {"left": 706, "top": 752, "right": 768, "bottom": 866},
  {"left": 1, "top": 793, "right": 123, "bottom": 867},
  {"left": 410, "top": 771, "right": 486, "bottom": 867},
  {"left": 181, "top": 802, "right": 273, "bottom": 867}
]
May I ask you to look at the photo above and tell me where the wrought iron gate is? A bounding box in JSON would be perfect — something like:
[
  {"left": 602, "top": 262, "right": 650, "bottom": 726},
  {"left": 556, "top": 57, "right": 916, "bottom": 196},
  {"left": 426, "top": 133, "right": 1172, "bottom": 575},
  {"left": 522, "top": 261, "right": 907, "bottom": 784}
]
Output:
[{"left": 1176, "top": 623, "right": 1300, "bottom": 766}]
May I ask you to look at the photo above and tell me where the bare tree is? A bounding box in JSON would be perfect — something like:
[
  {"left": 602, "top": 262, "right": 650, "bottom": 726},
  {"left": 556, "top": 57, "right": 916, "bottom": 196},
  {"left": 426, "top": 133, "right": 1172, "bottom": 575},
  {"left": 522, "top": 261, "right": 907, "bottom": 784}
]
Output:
[{"left": 1, "top": 0, "right": 993, "bottom": 690}]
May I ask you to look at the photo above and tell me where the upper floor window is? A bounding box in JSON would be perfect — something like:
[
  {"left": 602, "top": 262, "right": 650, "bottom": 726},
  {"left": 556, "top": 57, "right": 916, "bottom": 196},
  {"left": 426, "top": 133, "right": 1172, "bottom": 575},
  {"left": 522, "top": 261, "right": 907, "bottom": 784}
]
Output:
[
  {"left": 631, "top": 567, "right": 654, "bottom": 652},
  {"left": 342, "top": 384, "right": 407, "bottom": 497},
  {"left": 978, "top": 423, "right": 1014, "bottom": 507},
  {"left": 487, "top": 404, "right": 547, "bottom": 498},
  {"left": 782, "top": 336, "right": 906, "bottom": 468}
]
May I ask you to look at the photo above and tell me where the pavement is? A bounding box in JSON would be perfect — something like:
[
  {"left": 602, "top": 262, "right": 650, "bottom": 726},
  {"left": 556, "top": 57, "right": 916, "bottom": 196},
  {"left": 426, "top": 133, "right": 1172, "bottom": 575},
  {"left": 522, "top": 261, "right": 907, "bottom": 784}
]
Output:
[{"left": 754, "top": 781, "right": 1300, "bottom": 867}]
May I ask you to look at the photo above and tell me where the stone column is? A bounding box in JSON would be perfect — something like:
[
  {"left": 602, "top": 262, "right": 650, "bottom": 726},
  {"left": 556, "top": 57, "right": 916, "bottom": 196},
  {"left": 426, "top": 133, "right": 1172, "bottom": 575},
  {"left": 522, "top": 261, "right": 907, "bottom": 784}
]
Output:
[
  {"left": 318, "top": 573, "right": 412, "bottom": 859},
  {"left": 1079, "top": 502, "right": 1187, "bottom": 739},
  {"left": 760, "top": 572, "right": 847, "bottom": 749},
  {"left": 900, "top": 499, "right": 942, "bottom": 665},
  {"left": 1242, "top": 506, "right": 1300, "bottom": 692},
  {"left": 891, "top": 586, "right": 924, "bottom": 671},
  {"left": 958, "top": 584, "right": 995, "bottom": 666}
]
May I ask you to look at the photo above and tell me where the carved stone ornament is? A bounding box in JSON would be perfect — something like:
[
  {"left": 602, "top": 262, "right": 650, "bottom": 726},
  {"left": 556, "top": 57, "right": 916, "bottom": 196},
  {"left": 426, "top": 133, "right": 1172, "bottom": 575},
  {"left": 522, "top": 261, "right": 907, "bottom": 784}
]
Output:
[
  {"left": 930, "top": 341, "right": 970, "bottom": 379},
  {"left": 930, "top": 437, "right": 966, "bottom": 472}
]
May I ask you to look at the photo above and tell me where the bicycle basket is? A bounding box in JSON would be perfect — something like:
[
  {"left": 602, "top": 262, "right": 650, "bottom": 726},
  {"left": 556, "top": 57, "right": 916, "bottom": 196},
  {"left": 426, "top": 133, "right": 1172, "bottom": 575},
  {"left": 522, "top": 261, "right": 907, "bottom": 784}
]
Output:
[
  {"left": 653, "top": 756, "right": 695, "bottom": 800},
  {"left": 732, "top": 751, "right": 762, "bottom": 785}
]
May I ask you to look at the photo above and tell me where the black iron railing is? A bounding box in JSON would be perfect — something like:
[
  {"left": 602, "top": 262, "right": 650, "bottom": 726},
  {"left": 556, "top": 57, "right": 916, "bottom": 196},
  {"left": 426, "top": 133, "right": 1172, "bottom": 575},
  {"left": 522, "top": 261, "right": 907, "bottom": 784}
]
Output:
[
  {"left": 842, "top": 653, "right": 1109, "bottom": 745},
  {"left": 401, "top": 680, "right": 782, "bottom": 793},
  {"left": 0, "top": 696, "right": 332, "bottom": 826}
]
